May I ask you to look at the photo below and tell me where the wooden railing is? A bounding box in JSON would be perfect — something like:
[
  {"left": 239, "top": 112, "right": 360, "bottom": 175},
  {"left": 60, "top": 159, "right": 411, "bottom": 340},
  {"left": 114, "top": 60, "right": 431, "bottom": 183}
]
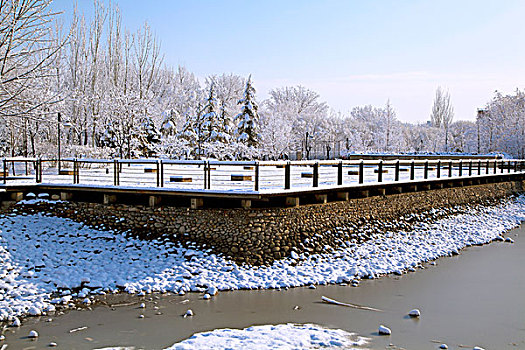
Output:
[{"left": 2, "top": 157, "right": 525, "bottom": 192}]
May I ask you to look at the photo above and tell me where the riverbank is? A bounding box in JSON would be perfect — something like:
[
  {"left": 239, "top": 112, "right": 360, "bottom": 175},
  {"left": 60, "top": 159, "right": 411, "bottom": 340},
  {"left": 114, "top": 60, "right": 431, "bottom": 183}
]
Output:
[
  {"left": 0, "top": 195, "right": 523, "bottom": 323},
  {"left": 2, "top": 223, "right": 524, "bottom": 349}
]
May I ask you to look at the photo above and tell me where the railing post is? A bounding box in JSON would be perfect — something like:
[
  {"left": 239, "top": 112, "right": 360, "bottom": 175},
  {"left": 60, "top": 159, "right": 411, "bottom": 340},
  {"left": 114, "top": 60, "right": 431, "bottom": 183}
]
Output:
[
  {"left": 337, "top": 161, "right": 343, "bottom": 186},
  {"left": 113, "top": 160, "right": 118, "bottom": 186},
  {"left": 207, "top": 161, "right": 211, "bottom": 189},
  {"left": 459, "top": 160, "right": 463, "bottom": 177},
  {"left": 500, "top": 160, "right": 504, "bottom": 174},
  {"left": 37, "top": 159, "right": 42, "bottom": 183},
  {"left": 478, "top": 160, "right": 481, "bottom": 175},
  {"left": 507, "top": 160, "right": 511, "bottom": 173},
  {"left": 486, "top": 160, "right": 489, "bottom": 175},
  {"left": 73, "top": 159, "right": 77, "bottom": 184},
  {"left": 395, "top": 160, "right": 400, "bottom": 181},
  {"left": 410, "top": 160, "right": 415, "bottom": 180},
  {"left": 437, "top": 160, "right": 441, "bottom": 178},
  {"left": 285, "top": 161, "right": 291, "bottom": 189},
  {"left": 448, "top": 160, "right": 453, "bottom": 178},
  {"left": 378, "top": 160, "right": 383, "bottom": 182},
  {"left": 2, "top": 159, "right": 6, "bottom": 184},
  {"left": 493, "top": 160, "right": 497, "bottom": 174},
  {"left": 359, "top": 160, "right": 364, "bottom": 184},
  {"left": 424, "top": 160, "right": 428, "bottom": 179},
  {"left": 313, "top": 162, "right": 319, "bottom": 187},
  {"left": 160, "top": 160, "right": 164, "bottom": 187},
  {"left": 469, "top": 160, "right": 472, "bottom": 176},
  {"left": 203, "top": 161, "right": 208, "bottom": 190},
  {"left": 156, "top": 160, "right": 161, "bottom": 187},
  {"left": 254, "top": 161, "right": 260, "bottom": 191},
  {"left": 514, "top": 160, "right": 518, "bottom": 173}
]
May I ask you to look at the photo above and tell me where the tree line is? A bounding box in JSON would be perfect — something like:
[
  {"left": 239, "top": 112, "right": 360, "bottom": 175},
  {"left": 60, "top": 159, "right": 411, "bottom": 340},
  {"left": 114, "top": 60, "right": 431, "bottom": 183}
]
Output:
[{"left": 1, "top": 1, "right": 523, "bottom": 160}]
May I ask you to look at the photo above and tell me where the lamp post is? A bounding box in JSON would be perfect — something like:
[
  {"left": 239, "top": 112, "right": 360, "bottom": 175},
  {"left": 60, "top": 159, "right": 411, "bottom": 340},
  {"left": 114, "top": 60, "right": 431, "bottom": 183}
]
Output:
[
  {"left": 57, "top": 112, "right": 72, "bottom": 174},
  {"left": 58, "top": 112, "right": 62, "bottom": 173}
]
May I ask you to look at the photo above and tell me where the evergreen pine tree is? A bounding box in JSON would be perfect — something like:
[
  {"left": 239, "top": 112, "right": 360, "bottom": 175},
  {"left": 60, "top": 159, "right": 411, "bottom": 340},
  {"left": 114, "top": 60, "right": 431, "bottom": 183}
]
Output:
[
  {"left": 137, "top": 116, "right": 161, "bottom": 157},
  {"left": 202, "top": 82, "right": 220, "bottom": 142},
  {"left": 235, "top": 75, "right": 259, "bottom": 147}
]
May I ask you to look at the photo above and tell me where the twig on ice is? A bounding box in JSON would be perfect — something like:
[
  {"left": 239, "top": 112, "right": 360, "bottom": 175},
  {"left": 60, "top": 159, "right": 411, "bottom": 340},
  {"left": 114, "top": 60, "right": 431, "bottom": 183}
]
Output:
[{"left": 321, "top": 296, "right": 383, "bottom": 312}]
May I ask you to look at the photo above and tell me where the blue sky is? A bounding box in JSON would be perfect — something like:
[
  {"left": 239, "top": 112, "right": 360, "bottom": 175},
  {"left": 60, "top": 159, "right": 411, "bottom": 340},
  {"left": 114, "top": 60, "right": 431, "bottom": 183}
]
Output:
[{"left": 51, "top": 0, "right": 525, "bottom": 123}]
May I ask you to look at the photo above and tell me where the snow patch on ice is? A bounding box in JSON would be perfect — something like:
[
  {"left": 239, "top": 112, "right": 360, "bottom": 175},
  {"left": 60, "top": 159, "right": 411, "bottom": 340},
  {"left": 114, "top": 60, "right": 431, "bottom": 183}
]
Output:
[{"left": 166, "top": 323, "right": 369, "bottom": 349}]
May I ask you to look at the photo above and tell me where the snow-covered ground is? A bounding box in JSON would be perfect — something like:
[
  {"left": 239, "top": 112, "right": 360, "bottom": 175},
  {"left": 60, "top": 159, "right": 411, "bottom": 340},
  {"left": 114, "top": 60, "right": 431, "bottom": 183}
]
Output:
[
  {"left": 166, "top": 323, "right": 369, "bottom": 349},
  {"left": 0, "top": 196, "right": 524, "bottom": 324}
]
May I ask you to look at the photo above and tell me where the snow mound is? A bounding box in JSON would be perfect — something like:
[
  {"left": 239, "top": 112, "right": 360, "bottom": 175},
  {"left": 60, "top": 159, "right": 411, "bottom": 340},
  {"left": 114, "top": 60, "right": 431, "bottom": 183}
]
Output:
[{"left": 166, "top": 323, "right": 368, "bottom": 349}]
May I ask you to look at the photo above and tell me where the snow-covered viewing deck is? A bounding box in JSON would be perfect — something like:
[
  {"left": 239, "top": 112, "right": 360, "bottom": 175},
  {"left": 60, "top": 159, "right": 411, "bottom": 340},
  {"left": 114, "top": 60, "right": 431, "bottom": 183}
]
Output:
[{"left": 2, "top": 156, "right": 524, "bottom": 207}]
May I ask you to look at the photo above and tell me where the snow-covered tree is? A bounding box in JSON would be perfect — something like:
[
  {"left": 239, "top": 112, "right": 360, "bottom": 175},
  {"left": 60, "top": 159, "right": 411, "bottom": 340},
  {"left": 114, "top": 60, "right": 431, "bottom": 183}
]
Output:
[
  {"left": 136, "top": 116, "right": 161, "bottom": 157},
  {"left": 235, "top": 76, "right": 260, "bottom": 147},
  {"left": 430, "top": 87, "right": 454, "bottom": 151}
]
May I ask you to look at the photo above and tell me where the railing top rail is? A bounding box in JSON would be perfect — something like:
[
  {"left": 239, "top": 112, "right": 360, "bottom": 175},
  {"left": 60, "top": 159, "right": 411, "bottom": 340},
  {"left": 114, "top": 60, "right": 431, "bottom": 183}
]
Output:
[
  {"left": 2, "top": 157, "right": 38, "bottom": 162},
  {"left": 1, "top": 157, "right": 523, "bottom": 166}
]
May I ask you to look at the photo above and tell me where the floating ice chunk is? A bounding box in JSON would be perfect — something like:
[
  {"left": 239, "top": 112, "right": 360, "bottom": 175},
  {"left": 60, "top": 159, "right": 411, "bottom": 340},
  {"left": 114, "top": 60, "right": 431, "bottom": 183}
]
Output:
[
  {"left": 28, "top": 330, "right": 39, "bottom": 338},
  {"left": 505, "top": 237, "right": 514, "bottom": 243},
  {"left": 49, "top": 342, "right": 58, "bottom": 347},
  {"left": 473, "top": 347, "right": 485, "bottom": 350},
  {"left": 378, "top": 325, "right": 391, "bottom": 335},
  {"left": 408, "top": 309, "right": 421, "bottom": 317},
  {"left": 439, "top": 344, "right": 448, "bottom": 349},
  {"left": 183, "top": 309, "right": 194, "bottom": 317},
  {"left": 203, "top": 293, "right": 211, "bottom": 300}
]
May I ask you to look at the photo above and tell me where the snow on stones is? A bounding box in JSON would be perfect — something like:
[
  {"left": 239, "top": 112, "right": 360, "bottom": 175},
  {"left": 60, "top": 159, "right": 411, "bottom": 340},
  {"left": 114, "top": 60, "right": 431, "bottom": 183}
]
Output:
[
  {"left": 408, "top": 308, "right": 421, "bottom": 317},
  {"left": 183, "top": 309, "right": 194, "bottom": 317},
  {"left": 166, "top": 323, "right": 369, "bottom": 349},
  {"left": 0, "top": 196, "right": 523, "bottom": 321},
  {"left": 28, "top": 330, "right": 38, "bottom": 338},
  {"left": 378, "top": 325, "right": 391, "bottom": 335}
]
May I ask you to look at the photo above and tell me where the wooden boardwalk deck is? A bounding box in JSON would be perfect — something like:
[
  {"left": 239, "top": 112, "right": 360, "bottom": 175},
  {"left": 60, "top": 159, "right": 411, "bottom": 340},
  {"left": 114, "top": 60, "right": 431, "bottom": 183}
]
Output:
[{"left": 1, "top": 157, "right": 524, "bottom": 208}]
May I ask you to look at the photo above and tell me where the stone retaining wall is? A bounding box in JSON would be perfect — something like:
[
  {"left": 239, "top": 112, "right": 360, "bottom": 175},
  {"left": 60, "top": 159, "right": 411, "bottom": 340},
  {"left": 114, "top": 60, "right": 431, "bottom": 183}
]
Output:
[{"left": 15, "top": 181, "right": 524, "bottom": 265}]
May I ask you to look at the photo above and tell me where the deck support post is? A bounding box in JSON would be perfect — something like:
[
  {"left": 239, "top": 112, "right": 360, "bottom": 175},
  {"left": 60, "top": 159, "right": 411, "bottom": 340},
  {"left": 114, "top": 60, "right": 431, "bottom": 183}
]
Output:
[
  {"left": 314, "top": 194, "right": 327, "bottom": 204},
  {"left": 241, "top": 199, "right": 252, "bottom": 209},
  {"left": 149, "top": 195, "right": 161, "bottom": 207},
  {"left": 60, "top": 192, "right": 73, "bottom": 201},
  {"left": 191, "top": 198, "right": 203, "bottom": 209},
  {"left": 10, "top": 192, "right": 23, "bottom": 202},
  {"left": 336, "top": 192, "right": 349, "bottom": 201},
  {"left": 103, "top": 194, "right": 116, "bottom": 204},
  {"left": 285, "top": 197, "right": 299, "bottom": 207}
]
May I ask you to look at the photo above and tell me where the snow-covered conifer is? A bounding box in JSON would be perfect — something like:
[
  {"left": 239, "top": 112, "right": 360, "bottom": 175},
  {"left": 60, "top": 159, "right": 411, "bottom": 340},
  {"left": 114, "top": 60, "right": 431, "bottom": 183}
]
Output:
[{"left": 235, "top": 76, "right": 260, "bottom": 147}]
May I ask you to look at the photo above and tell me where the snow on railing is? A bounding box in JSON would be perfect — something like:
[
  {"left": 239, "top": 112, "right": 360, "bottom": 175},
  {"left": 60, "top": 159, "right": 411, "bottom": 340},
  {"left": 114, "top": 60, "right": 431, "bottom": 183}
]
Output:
[{"left": 1, "top": 157, "right": 525, "bottom": 193}]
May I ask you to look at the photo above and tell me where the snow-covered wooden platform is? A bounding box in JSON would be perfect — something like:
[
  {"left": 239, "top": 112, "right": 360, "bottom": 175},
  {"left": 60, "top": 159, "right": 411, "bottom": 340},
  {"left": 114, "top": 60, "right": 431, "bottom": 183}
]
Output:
[{"left": 1, "top": 157, "right": 524, "bottom": 208}]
